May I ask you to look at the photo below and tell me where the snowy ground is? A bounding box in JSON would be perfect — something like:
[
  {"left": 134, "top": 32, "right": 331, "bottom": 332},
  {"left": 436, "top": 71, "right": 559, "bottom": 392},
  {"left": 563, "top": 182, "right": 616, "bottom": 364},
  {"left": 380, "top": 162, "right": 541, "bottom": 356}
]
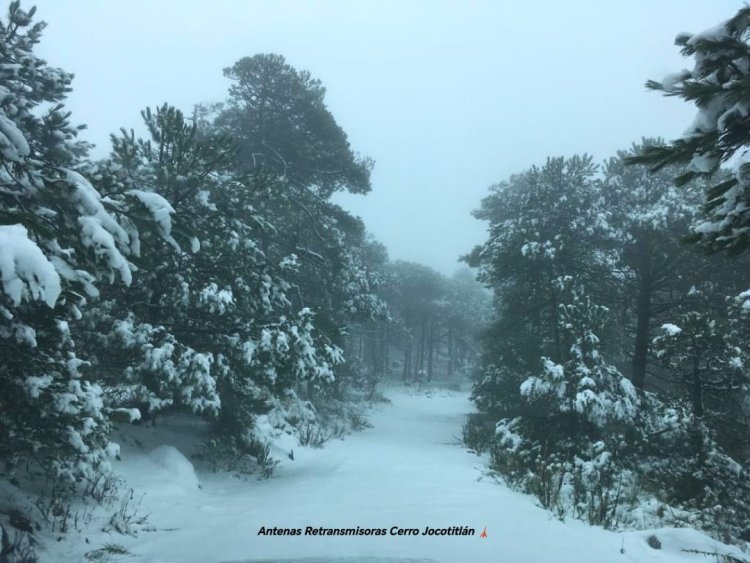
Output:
[{"left": 46, "top": 386, "right": 747, "bottom": 563}]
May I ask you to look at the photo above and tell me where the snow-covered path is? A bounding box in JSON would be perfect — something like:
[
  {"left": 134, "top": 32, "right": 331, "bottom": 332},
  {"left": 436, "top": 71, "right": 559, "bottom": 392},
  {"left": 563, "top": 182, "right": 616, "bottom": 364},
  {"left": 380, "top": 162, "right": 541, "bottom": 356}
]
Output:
[{"left": 54, "top": 387, "right": 746, "bottom": 563}]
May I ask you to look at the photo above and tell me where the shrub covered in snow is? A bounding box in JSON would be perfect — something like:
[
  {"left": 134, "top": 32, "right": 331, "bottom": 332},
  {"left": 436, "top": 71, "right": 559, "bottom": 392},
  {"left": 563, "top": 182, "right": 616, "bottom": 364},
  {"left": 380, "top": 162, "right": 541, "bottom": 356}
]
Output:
[{"left": 486, "top": 283, "right": 642, "bottom": 527}]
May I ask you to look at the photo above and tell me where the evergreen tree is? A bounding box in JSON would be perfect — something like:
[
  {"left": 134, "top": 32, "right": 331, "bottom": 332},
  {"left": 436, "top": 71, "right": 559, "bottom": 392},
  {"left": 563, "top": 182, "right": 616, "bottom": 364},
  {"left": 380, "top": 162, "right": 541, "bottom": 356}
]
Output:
[
  {"left": 464, "top": 155, "right": 610, "bottom": 441},
  {"left": 465, "top": 155, "right": 603, "bottom": 366},
  {"left": 493, "top": 282, "right": 639, "bottom": 525},
  {"left": 217, "top": 53, "right": 373, "bottom": 197},
  {"left": 626, "top": 7, "right": 750, "bottom": 254},
  {"left": 208, "top": 56, "right": 387, "bottom": 385},
  {"left": 82, "top": 105, "right": 344, "bottom": 464},
  {"left": 600, "top": 142, "right": 705, "bottom": 390},
  {"left": 653, "top": 288, "right": 749, "bottom": 454},
  {"left": 0, "top": 2, "right": 167, "bottom": 487}
]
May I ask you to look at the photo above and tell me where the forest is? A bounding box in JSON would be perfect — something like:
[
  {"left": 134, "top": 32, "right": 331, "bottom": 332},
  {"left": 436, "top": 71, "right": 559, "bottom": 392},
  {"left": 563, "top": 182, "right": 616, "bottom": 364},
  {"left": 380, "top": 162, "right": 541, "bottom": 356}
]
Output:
[{"left": 2, "top": 1, "right": 750, "bottom": 562}]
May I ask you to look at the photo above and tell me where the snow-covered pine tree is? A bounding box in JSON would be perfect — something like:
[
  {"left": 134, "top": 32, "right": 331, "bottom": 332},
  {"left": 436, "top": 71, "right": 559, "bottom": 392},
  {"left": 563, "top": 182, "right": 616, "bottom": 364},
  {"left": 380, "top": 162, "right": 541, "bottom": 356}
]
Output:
[
  {"left": 621, "top": 9, "right": 750, "bottom": 538},
  {"left": 463, "top": 156, "right": 613, "bottom": 455},
  {"left": 210, "top": 56, "right": 388, "bottom": 397},
  {"left": 627, "top": 7, "right": 750, "bottom": 254},
  {"left": 654, "top": 296, "right": 746, "bottom": 422},
  {"left": 82, "top": 104, "right": 345, "bottom": 469},
  {"left": 465, "top": 155, "right": 604, "bottom": 367},
  {"left": 493, "top": 280, "right": 640, "bottom": 525},
  {"left": 650, "top": 286, "right": 749, "bottom": 453},
  {"left": 0, "top": 2, "right": 170, "bottom": 487}
]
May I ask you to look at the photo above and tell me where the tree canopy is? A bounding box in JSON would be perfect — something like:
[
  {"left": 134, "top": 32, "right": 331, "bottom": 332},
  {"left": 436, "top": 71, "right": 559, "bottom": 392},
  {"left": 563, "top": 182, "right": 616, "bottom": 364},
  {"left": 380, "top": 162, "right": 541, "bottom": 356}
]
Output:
[{"left": 217, "top": 53, "right": 373, "bottom": 198}]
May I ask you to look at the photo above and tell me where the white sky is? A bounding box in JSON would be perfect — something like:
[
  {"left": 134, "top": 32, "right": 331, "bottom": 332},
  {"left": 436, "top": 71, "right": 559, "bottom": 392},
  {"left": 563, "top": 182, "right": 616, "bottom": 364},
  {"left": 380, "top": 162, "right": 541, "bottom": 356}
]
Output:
[{"left": 29, "top": 0, "right": 743, "bottom": 274}]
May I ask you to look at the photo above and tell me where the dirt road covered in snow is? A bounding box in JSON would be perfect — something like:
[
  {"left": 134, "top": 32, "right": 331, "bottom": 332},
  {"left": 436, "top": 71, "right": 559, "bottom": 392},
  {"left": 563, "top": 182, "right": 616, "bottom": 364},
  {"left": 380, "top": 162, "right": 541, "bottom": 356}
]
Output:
[{"left": 52, "top": 386, "right": 747, "bottom": 563}]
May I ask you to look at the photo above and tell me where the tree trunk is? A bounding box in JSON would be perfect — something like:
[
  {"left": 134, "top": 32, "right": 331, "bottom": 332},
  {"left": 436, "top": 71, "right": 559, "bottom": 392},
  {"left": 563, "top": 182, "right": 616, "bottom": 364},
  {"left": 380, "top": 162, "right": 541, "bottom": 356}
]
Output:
[
  {"left": 382, "top": 326, "right": 389, "bottom": 376},
  {"left": 549, "top": 289, "right": 563, "bottom": 362},
  {"left": 691, "top": 351, "right": 704, "bottom": 418},
  {"left": 402, "top": 341, "right": 411, "bottom": 382},
  {"left": 369, "top": 330, "right": 377, "bottom": 373},
  {"left": 416, "top": 316, "right": 427, "bottom": 377},
  {"left": 427, "top": 322, "right": 435, "bottom": 381},
  {"left": 632, "top": 262, "right": 653, "bottom": 391},
  {"left": 307, "top": 379, "right": 315, "bottom": 401},
  {"left": 448, "top": 327, "right": 454, "bottom": 376}
]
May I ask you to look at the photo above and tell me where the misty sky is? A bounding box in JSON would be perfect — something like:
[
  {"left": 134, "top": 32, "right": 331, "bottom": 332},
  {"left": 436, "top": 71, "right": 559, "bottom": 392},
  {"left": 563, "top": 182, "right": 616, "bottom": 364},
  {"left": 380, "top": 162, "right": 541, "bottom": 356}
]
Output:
[{"left": 29, "top": 0, "right": 743, "bottom": 274}]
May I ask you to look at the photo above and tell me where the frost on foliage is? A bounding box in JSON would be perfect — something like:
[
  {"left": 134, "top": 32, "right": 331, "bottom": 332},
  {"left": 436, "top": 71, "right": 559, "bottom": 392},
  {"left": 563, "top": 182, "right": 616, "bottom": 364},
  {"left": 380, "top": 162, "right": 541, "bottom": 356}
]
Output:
[
  {"left": 602, "top": 145, "right": 701, "bottom": 252},
  {"left": 0, "top": 224, "right": 61, "bottom": 307},
  {"left": 734, "top": 288, "right": 750, "bottom": 311},
  {"left": 238, "top": 310, "right": 343, "bottom": 386},
  {"left": 520, "top": 359, "right": 566, "bottom": 401},
  {"left": 520, "top": 240, "right": 557, "bottom": 259},
  {"left": 494, "top": 417, "right": 523, "bottom": 452},
  {"left": 338, "top": 249, "right": 388, "bottom": 320},
  {"left": 19, "top": 358, "right": 116, "bottom": 486},
  {"left": 279, "top": 253, "right": 299, "bottom": 271},
  {"left": 23, "top": 375, "right": 53, "bottom": 398},
  {"left": 196, "top": 189, "right": 217, "bottom": 211},
  {"left": 252, "top": 389, "right": 317, "bottom": 442},
  {"left": 112, "top": 407, "right": 141, "bottom": 423}
]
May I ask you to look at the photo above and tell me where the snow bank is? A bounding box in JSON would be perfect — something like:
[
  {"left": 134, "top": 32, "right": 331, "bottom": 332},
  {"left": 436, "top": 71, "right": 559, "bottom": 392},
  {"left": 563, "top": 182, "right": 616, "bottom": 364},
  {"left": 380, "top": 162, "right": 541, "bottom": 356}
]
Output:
[
  {"left": 223, "top": 559, "right": 440, "bottom": 563},
  {"left": 628, "top": 527, "right": 748, "bottom": 562},
  {"left": 147, "top": 445, "right": 200, "bottom": 490}
]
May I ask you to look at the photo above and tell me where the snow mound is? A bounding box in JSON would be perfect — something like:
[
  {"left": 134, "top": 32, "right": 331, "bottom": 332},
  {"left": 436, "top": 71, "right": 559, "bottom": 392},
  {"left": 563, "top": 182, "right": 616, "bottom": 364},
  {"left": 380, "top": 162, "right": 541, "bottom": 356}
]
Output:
[
  {"left": 223, "top": 559, "right": 439, "bottom": 563},
  {"left": 147, "top": 445, "right": 199, "bottom": 489},
  {"left": 630, "top": 527, "right": 748, "bottom": 562}
]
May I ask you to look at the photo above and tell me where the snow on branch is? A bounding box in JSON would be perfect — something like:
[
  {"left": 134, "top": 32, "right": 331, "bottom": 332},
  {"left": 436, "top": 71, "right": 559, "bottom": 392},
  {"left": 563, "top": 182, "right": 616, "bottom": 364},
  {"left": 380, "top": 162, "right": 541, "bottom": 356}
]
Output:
[
  {"left": 0, "top": 224, "right": 61, "bottom": 307},
  {"left": 127, "top": 189, "right": 181, "bottom": 251}
]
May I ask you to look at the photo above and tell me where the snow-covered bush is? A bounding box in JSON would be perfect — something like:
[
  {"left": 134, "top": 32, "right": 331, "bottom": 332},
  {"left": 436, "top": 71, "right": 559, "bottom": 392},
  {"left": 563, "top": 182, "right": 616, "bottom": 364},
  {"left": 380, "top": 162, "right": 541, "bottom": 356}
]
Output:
[
  {"left": 644, "top": 290, "right": 750, "bottom": 541},
  {"left": 631, "top": 395, "right": 750, "bottom": 543},
  {"left": 487, "top": 283, "right": 643, "bottom": 526},
  {"left": 653, "top": 298, "right": 747, "bottom": 425},
  {"left": 482, "top": 281, "right": 750, "bottom": 537}
]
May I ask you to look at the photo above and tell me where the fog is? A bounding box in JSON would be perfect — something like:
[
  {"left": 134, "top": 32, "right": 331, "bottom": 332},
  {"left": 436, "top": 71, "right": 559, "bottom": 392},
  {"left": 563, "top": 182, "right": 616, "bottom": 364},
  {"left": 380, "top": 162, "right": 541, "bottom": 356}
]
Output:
[
  {"left": 31, "top": 0, "right": 741, "bottom": 273},
  {"left": 7, "top": 3, "right": 750, "bottom": 559}
]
